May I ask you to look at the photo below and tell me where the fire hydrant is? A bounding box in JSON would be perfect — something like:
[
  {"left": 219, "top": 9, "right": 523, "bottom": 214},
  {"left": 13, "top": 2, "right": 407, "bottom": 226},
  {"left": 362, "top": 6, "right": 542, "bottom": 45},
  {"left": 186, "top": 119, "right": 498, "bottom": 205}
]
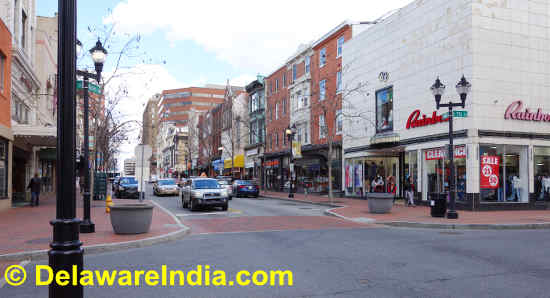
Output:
[{"left": 106, "top": 195, "right": 114, "bottom": 213}]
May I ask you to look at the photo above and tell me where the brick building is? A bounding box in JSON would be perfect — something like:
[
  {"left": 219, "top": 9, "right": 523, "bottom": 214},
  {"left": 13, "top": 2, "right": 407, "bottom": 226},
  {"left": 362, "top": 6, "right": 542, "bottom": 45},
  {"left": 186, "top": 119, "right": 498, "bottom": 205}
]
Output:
[{"left": 0, "top": 18, "right": 12, "bottom": 210}]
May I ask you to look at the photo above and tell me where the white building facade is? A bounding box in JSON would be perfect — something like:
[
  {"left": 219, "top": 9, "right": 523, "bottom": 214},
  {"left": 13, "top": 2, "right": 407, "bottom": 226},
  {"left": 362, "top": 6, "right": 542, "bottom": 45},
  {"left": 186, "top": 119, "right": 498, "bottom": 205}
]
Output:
[{"left": 343, "top": 0, "right": 550, "bottom": 210}]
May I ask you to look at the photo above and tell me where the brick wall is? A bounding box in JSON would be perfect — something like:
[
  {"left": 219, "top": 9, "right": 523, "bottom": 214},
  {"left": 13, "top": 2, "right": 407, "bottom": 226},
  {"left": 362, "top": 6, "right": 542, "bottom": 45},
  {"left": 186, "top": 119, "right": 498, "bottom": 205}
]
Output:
[
  {"left": 265, "top": 66, "right": 291, "bottom": 154},
  {"left": 0, "top": 19, "right": 12, "bottom": 130}
]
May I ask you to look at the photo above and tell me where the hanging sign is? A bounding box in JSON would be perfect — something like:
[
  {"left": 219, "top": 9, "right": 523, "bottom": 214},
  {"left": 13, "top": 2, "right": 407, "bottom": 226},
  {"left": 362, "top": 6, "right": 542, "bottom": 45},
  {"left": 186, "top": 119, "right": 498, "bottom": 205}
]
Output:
[
  {"left": 406, "top": 110, "right": 449, "bottom": 129},
  {"left": 425, "top": 146, "right": 467, "bottom": 160},
  {"left": 480, "top": 155, "right": 500, "bottom": 189}
]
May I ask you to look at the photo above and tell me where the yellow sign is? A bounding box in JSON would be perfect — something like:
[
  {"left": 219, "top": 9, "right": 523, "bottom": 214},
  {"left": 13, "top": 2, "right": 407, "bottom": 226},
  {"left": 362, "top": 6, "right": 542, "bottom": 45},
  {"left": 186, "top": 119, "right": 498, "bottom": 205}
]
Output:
[
  {"left": 292, "top": 141, "right": 302, "bottom": 159},
  {"left": 224, "top": 154, "right": 245, "bottom": 169}
]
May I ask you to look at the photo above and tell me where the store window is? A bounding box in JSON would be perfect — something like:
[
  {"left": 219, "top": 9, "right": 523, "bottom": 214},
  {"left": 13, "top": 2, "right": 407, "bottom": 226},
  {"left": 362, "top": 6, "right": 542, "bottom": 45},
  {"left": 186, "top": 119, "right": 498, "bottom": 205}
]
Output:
[
  {"left": 534, "top": 147, "right": 550, "bottom": 201},
  {"left": 423, "top": 146, "right": 467, "bottom": 201},
  {"left": 375, "top": 87, "right": 393, "bottom": 133},
  {"left": 345, "top": 157, "right": 399, "bottom": 197},
  {"left": 0, "top": 139, "right": 7, "bottom": 197},
  {"left": 479, "top": 145, "right": 528, "bottom": 203},
  {"left": 404, "top": 151, "right": 418, "bottom": 192}
]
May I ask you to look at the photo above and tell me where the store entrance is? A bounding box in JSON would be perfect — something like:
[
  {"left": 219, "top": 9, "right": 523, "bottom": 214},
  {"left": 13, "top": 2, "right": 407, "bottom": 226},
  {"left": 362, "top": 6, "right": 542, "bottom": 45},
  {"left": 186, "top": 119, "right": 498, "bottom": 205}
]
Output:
[{"left": 423, "top": 146, "right": 467, "bottom": 202}]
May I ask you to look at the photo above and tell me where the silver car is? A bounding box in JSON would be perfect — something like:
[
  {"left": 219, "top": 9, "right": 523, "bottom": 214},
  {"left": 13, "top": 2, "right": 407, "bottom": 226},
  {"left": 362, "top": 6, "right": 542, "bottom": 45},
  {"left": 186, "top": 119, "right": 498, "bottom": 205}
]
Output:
[
  {"left": 153, "top": 179, "right": 180, "bottom": 196},
  {"left": 217, "top": 179, "right": 233, "bottom": 200},
  {"left": 181, "top": 178, "right": 229, "bottom": 211}
]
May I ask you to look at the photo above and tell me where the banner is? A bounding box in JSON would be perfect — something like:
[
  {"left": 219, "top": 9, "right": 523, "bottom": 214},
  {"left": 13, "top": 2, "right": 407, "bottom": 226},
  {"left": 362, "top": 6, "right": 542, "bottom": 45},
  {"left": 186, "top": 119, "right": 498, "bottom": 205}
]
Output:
[
  {"left": 425, "top": 145, "right": 466, "bottom": 160},
  {"left": 480, "top": 155, "right": 500, "bottom": 189},
  {"left": 292, "top": 141, "right": 302, "bottom": 159}
]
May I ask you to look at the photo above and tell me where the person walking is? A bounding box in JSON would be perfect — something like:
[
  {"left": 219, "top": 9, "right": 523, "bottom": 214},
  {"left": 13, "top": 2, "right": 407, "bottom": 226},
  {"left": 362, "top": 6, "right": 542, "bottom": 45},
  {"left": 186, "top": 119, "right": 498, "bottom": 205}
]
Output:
[
  {"left": 405, "top": 176, "right": 416, "bottom": 207},
  {"left": 27, "top": 173, "right": 42, "bottom": 207}
]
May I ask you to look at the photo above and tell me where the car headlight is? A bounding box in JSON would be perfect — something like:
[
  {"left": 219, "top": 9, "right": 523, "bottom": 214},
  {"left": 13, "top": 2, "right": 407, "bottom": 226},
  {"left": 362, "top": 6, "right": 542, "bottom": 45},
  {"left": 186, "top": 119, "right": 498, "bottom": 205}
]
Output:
[
  {"left": 120, "top": 186, "right": 125, "bottom": 191},
  {"left": 221, "top": 190, "right": 228, "bottom": 197},
  {"left": 192, "top": 191, "right": 202, "bottom": 198}
]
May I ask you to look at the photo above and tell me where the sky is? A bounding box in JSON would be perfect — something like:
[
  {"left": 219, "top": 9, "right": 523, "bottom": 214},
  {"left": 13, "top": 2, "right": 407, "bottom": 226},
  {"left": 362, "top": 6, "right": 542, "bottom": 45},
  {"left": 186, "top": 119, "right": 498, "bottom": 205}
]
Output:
[{"left": 37, "top": 0, "right": 414, "bottom": 172}]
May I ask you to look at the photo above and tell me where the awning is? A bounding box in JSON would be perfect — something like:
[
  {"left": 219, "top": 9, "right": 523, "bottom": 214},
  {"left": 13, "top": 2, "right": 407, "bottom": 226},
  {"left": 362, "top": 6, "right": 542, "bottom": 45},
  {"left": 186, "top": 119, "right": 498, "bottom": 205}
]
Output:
[
  {"left": 13, "top": 124, "right": 57, "bottom": 149},
  {"left": 224, "top": 154, "right": 245, "bottom": 169}
]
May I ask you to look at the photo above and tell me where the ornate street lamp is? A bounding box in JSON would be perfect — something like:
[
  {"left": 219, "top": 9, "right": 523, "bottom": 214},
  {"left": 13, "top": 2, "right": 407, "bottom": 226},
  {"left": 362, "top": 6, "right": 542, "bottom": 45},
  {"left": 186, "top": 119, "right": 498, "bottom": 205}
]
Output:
[
  {"left": 286, "top": 124, "right": 297, "bottom": 198},
  {"left": 77, "top": 38, "right": 107, "bottom": 234},
  {"left": 431, "top": 75, "right": 471, "bottom": 219}
]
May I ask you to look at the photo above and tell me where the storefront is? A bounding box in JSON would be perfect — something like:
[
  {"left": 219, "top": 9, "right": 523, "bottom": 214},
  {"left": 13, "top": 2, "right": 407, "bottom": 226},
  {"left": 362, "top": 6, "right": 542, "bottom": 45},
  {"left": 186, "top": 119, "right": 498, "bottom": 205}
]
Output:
[
  {"left": 223, "top": 154, "right": 245, "bottom": 179},
  {"left": 264, "top": 158, "right": 284, "bottom": 191},
  {"left": 0, "top": 138, "right": 9, "bottom": 201}
]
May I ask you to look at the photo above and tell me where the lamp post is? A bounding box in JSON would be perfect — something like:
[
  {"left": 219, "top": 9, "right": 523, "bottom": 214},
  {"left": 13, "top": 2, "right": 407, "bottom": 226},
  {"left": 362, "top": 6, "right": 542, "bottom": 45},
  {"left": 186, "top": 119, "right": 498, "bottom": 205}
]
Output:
[
  {"left": 430, "top": 75, "right": 471, "bottom": 219},
  {"left": 49, "top": 1, "right": 82, "bottom": 296},
  {"left": 285, "top": 124, "right": 297, "bottom": 198},
  {"left": 77, "top": 38, "right": 107, "bottom": 233}
]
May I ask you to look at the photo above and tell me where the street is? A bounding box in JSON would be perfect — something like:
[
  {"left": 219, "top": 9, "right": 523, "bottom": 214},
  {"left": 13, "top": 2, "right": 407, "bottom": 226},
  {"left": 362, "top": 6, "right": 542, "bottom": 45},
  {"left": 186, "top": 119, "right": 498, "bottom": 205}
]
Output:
[{"left": 3, "top": 185, "right": 550, "bottom": 297}]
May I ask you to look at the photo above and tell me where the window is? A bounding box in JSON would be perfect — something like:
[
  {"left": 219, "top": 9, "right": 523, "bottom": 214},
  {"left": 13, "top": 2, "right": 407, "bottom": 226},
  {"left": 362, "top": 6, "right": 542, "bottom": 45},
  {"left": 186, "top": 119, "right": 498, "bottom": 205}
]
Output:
[
  {"left": 275, "top": 79, "right": 279, "bottom": 92},
  {"left": 283, "top": 130, "right": 287, "bottom": 145},
  {"left": 337, "top": 71, "right": 342, "bottom": 92},
  {"left": 22, "top": 11, "right": 27, "bottom": 48},
  {"left": 302, "top": 94, "right": 308, "bottom": 107},
  {"left": 296, "top": 127, "right": 302, "bottom": 142},
  {"left": 305, "top": 56, "right": 311, "bottom": 74},
  {"left": 319, "top": 48, "right": 326, "bottom": 67},
  {"left": 283, "top": 98, "right": 286, "bottom": 114},
  {"left": 283, "top": 73, "right": 286, "bottom": 87},
  {"left": 375, "top": 87, "right": 393, "bottom": 133},
  {"left": 337, "top": 36, "right": 345, "bottom": 57},
  {"left": 304, "top": 124, "right": 309, "bottom": 143},
  {"left": 336, "top": 110, "right": 343, "bottom": 133},
  {"left": 319, "top": 115, "right": 326, "bottom": 139},
  {"left": 292, "top": 64, "right": 297, "bottom": 81},
  {"left": 535, "top": 147, "right": 550, "bottom": 202},
  {"left": 0, "top": 52, "right": 5, "bottom": 93},
  {"left": 275, "top": 103, "right": 279, "bottom": 120},
  {"left": 319, "top": 80, "right": 326, "bottom": 101},
  {"left": 276, "top": 133, "right": 279, "bottom": 146}
]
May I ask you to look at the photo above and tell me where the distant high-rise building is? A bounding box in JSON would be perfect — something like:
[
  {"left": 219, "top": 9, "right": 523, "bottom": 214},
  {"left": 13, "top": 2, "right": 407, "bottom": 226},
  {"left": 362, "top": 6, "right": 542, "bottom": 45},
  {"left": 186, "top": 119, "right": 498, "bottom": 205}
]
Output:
[{"left": 124, "top": 158, "right": 136, "bottom": 176}]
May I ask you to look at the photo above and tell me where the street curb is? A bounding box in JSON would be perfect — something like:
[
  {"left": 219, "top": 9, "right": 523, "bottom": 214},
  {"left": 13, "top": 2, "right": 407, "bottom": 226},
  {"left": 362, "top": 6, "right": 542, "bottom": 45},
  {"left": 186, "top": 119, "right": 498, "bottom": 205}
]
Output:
[
  {"left": 261, "top": 195, "right": 343, "bottom": 208},
  {"left": 377, "top": 221, "right": 550, "bottom": 230},
  {"left": 0, "top": 200, "right": 191, "bottom": 263}
]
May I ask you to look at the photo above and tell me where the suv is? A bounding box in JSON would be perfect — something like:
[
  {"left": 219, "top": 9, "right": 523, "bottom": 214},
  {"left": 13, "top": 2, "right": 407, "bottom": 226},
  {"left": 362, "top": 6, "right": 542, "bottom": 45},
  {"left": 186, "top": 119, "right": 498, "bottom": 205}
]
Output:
[
  {"left": 181, "top": 178, "right": 229, "bottom": 211},
  {"left": 116, "top": 177, "right": 139, "bottom": 199}
]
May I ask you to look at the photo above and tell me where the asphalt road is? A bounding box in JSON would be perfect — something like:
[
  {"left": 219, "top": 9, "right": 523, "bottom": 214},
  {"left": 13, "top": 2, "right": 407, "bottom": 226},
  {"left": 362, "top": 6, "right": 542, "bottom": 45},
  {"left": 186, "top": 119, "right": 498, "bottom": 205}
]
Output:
[{"left": 4, "top": 184, "right": 550, "bottom": 297}]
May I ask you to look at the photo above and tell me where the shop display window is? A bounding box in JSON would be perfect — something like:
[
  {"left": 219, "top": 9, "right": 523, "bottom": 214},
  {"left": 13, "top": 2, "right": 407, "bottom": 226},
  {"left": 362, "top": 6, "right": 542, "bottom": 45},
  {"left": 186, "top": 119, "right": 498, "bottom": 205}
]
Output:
[
  {"left": 345, "top": 157, "right": 399, "bottom": 197},
  {"left": 404, "top": 151, "right": 418, "bottom": 192},
  {"left": 479, "top": 145, "right": 528, "bottom": 203},
  {"left": 422, "top": 146, "right": 466, "bottom": 201},
  {"left": 534, "top": 147, "right": 550, "bottom": 201},
  {"left": 375, "top": 87, "right": 393, "bottom": 133}
]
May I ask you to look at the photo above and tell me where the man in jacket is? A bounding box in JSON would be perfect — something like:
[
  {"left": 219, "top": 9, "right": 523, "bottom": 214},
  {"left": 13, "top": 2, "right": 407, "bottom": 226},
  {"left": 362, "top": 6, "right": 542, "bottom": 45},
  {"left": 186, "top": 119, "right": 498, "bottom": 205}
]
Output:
[{"left": 27, "top": 173, "right": 41, "bottom": 206}]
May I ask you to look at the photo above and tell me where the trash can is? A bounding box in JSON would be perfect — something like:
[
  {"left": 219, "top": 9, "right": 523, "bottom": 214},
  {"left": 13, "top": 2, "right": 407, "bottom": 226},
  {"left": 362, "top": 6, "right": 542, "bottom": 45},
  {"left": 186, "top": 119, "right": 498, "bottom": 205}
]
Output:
[{"left": 430, "top": 193, "right": 447, "bottom": 217}]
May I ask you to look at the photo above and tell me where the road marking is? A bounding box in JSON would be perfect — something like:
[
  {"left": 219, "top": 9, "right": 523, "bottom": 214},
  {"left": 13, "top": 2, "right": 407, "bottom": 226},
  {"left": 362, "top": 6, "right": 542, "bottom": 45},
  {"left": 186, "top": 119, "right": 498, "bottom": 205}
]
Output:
[{"left": 176, "top": 209, "right": 242, "bottom": 217}]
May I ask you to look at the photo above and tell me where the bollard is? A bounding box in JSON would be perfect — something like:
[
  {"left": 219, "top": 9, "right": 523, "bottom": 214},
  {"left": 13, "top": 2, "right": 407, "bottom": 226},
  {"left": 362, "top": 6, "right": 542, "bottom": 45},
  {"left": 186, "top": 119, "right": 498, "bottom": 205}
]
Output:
[{"left": 106, "top": 195, "right": 114, "bottom": 213}]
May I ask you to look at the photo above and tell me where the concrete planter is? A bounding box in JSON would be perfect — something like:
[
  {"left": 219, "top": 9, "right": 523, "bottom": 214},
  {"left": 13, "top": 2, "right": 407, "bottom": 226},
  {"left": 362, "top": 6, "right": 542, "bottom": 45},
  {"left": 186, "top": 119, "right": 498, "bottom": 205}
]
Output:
[
  {"left": 367, "top": 193, "right": 394, "bottom": 214},
  {"left": 110, "top": 204, "right": 154, "bottom": 234}
]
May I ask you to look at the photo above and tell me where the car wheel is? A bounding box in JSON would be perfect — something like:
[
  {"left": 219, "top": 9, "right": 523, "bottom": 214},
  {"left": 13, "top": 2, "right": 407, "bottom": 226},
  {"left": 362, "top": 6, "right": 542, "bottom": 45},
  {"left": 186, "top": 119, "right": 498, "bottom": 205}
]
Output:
[
  {"left": 189, "top": 199, "right": 197, "bottom": 211},
  {"left": 221, "top": 204, "right": 228, "bottom": 211}
]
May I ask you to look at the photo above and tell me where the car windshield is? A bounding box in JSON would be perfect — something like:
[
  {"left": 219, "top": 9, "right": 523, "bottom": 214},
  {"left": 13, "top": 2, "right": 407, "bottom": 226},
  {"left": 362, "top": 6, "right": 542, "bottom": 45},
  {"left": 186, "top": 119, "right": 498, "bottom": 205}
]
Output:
[
  {"left": 121, "top": 178, "right": 137, "bottom": 184},
  {"left": 217, "top": 180, "right": 230, "bottom": 185},
  {"left": 159, "top": 179, "right": 176, "bottom": 185},
  {"left": 236, "top": 180, "right": 254, "bottom": 185},
  {"left": 194, "top": 180, "right": 220, "bottom": 189}
]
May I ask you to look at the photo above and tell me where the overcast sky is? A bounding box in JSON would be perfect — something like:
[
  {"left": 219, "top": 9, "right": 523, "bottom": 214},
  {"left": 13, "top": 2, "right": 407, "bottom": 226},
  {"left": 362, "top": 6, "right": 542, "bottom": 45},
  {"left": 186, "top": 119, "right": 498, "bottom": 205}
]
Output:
[{"left": 38, "top": 0, "right": 415, "bottom": 172}]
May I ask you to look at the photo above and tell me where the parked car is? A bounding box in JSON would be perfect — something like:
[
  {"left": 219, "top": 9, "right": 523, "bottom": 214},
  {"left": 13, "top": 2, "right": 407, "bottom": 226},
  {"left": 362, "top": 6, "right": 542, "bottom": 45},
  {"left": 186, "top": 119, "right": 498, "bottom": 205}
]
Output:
[
  {"left": 153, "top": 179, "right": 180, "bottom": 196},
  {"left": 181, "top": 178, "right": 229, "bottom": 211},
  {"left": 116, "top": 177, "right": 139, "bottom": 199},
  {"left": 217, "top": 179, "right": 233, "bottom": 200},
  {"left": 232, "top": 180, "right": 260, "bottom": 198},
  {"left": 112, "top": 177, "right": 120, "bottom": 192},
  {"left": 148, "top": 175, "right": 158, "bottom": 184}
]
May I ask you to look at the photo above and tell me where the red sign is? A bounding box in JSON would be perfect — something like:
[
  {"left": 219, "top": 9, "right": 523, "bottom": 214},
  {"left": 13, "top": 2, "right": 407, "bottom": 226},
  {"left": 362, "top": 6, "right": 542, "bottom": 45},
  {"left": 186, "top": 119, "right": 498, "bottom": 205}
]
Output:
[
  {"left": 504, "top": 101, "right": 550, "bottom": 122},
  {"left": 480, "top": 155, "right": 500, "bottom": 189},
  {"left": 425, "top": 146, "right": 466, "bottom": 160},
  {"left": 264, "top": 160, "right": 279, "bottom": 167},
  {"left": 406, "top": 110, "right": 449, "bottom": 129}
]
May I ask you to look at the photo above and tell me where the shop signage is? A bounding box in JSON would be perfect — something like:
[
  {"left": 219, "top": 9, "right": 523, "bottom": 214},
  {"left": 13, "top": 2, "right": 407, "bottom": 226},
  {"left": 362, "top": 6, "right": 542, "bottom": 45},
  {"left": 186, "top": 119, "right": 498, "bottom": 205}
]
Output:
[
  {"left": 504, "top": 100, "right": 550, "bottom": 122},
  {"left": 292, "top": 141, "right": 302, "bottom": 159},
  {"left": 246, "top": 148, "right": 258, "bottom": 156},
  {"left": 406, "top": 110, "right": 449, "bottom": 129},
  {"left": 480, "top": 155, "right": 500, "bottom": 189},
  {"left": 425, "top": 146, "right": 466, "bottom": 160},
  {"left": 264, "top": 160, "right": 279, "bottom": 168}
]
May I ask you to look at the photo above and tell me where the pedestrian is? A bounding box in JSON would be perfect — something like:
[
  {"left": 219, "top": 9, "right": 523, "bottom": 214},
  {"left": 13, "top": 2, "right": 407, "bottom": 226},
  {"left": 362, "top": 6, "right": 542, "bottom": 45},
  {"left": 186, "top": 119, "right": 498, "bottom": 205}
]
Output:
[
  {"left": 27, "top": 173, "right": 42, "bottom": 207},
  {"left": 405, "top": 176, "right": 415, "bottom": 207}
]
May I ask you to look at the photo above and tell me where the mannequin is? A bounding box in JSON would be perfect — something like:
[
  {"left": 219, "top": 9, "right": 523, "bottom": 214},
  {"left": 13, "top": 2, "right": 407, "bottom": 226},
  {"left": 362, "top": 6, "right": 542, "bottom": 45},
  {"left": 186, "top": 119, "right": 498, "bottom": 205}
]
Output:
[
  {"left": 509, "top": 175, "right": 521, "bottom": 202},
  {"left": 540, "top": 175, "right": 550, "bottom": 200}
]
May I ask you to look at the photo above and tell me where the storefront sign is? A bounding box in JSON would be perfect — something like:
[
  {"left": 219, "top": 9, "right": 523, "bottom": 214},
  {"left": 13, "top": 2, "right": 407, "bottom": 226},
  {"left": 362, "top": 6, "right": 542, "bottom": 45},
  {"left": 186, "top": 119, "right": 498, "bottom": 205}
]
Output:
[
  {"left": 504, "top": 101, "right": 550, "bottom": 122},
  {"left": 264, "top": 160, "right": 279, "bottom": 168},
  {"left": 480, "top": 156, "right": 500, "bottom": 189},
  {"left": 425, "top": 146, "right": 466, "bottom": 160},
  {"left": 292, "top": 141, "right": 302, "bottom": 159},
  {"left": 246, "top": 148, "right": 258, "bottom": 157},
  {"left": 406, "top": 110, "right": 449, "bottom": 129}
]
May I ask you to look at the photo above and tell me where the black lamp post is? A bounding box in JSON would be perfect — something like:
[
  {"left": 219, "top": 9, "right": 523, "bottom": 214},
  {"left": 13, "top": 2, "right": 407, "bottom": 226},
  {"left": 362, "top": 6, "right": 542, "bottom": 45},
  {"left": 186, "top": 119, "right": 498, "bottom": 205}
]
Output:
[
  {"left": 49, "top": 1, "right": 82, "bottom": 297},
  {"left": 285, "top": 124, "right": 297, "bottom": 198},
  {"left": 77, "top": 38, "right": 107, "bottom": 233},
  {"left": 430, "top": 75, "right": 471, "bottom": 219}
]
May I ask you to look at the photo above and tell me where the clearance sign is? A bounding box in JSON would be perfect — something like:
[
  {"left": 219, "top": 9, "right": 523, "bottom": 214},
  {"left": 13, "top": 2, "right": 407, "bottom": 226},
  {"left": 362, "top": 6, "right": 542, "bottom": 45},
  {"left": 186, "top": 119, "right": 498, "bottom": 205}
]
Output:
[
  {"left": 425, "top": 146, "right": 467, "bottom": 160},
  {"left": 480, "top": 156, "right": 500, "bottom": 189}
]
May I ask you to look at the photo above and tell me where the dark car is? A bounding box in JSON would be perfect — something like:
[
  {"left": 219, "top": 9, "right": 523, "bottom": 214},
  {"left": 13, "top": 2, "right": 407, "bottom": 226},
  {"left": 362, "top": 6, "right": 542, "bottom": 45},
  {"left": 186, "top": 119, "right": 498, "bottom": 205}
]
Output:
[
  {"left": 181, "top": 178, "right": 229, "bottom": 211},
  {"left": 232, "top": 180, "right": 259, "bottom": 198},
  {"left": 111, "top": 177, "right": 120, "bottom": 192},
  {"left": 116, "top": 177, "right": 139, "bottom": 199}
]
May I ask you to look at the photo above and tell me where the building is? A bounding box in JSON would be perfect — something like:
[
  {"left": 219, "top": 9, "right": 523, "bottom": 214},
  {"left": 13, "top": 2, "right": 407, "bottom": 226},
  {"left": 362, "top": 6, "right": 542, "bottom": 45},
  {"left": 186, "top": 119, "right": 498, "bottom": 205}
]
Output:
[
  {"left": 123, "top": 158, "right": 136, "bottom": 176},
  {"left": 142, "top": 94, "right": 160, "bottom": 176},
  {"left": 197, "top": 104, "right": 223, "bottom": 177},
  {"left": 0, "top": 18, "right": 13, "bottom": 210},
  {"left": 342, "top": 0, "right": 550, "bottom": 210},
  {"left": 244, "top": 75, "right": 266, "bottom": 182},
  {"left": 220, "top": 82, "right": 246, "bottom": 178}
]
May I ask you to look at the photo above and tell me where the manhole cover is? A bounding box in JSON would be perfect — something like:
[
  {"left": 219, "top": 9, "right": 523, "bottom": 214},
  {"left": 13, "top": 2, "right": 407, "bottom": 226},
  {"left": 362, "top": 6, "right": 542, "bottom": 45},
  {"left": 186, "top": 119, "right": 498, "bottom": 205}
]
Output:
[
  {"left": 26, "top": 237, "right": 51, "bottom": 244},
  {"left": 439, "top": 231, "right": 463, "bottom": 235}
]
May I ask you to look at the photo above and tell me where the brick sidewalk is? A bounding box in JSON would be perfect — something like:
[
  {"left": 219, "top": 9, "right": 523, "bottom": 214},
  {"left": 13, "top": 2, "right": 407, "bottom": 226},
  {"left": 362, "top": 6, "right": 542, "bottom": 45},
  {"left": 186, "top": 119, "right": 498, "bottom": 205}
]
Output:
[
  {"left": 262, "top": 191, "right": 550, "bottom": 226},
  {"left": 0, "top": 192, "right": 181, "bottom": 258}
]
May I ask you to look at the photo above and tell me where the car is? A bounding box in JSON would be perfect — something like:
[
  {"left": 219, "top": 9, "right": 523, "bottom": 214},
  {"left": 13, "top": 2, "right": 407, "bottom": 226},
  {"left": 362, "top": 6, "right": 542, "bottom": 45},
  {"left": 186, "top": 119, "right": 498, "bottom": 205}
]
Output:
[
  {"left": 232, "top": 180, "right": 260, "bottom": 198},
  {"left": 153, "top": 178, "right": 180, "bottom": 196},
  {"left": 181, "top": 178, "right": 229, "bottom": 211},
  {"left": 217, "top": 179, "right": 233, "bottom": 200},
  {"left": 112, "top": 177, "right": 120, "bottom": 192},
  {"left": 115, "top": 177, "right": 139, "bottom": 199},
  {"left": 148, "top": 175, "right": 158, "bottom": 184}
]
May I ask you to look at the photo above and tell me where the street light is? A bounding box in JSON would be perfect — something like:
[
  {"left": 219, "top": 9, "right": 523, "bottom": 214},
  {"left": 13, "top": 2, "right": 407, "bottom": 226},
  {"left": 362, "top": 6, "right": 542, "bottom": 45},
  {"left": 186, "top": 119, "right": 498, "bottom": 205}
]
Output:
[
  {"left": 286, "top": 124, "right": 297, "bottom": 198},
  {"left": 430, "top": 75, "right": 471, "bottom": 219},
  {"left": 77, "top": 38, "right": 107, "bottom": 234}
]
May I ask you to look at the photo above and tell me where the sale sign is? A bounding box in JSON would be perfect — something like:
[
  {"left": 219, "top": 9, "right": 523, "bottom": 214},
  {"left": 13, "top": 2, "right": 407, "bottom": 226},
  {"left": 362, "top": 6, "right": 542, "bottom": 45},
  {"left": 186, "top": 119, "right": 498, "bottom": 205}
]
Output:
[{"left": 480, "top": 155, "right": 500, "bottom": 189}]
